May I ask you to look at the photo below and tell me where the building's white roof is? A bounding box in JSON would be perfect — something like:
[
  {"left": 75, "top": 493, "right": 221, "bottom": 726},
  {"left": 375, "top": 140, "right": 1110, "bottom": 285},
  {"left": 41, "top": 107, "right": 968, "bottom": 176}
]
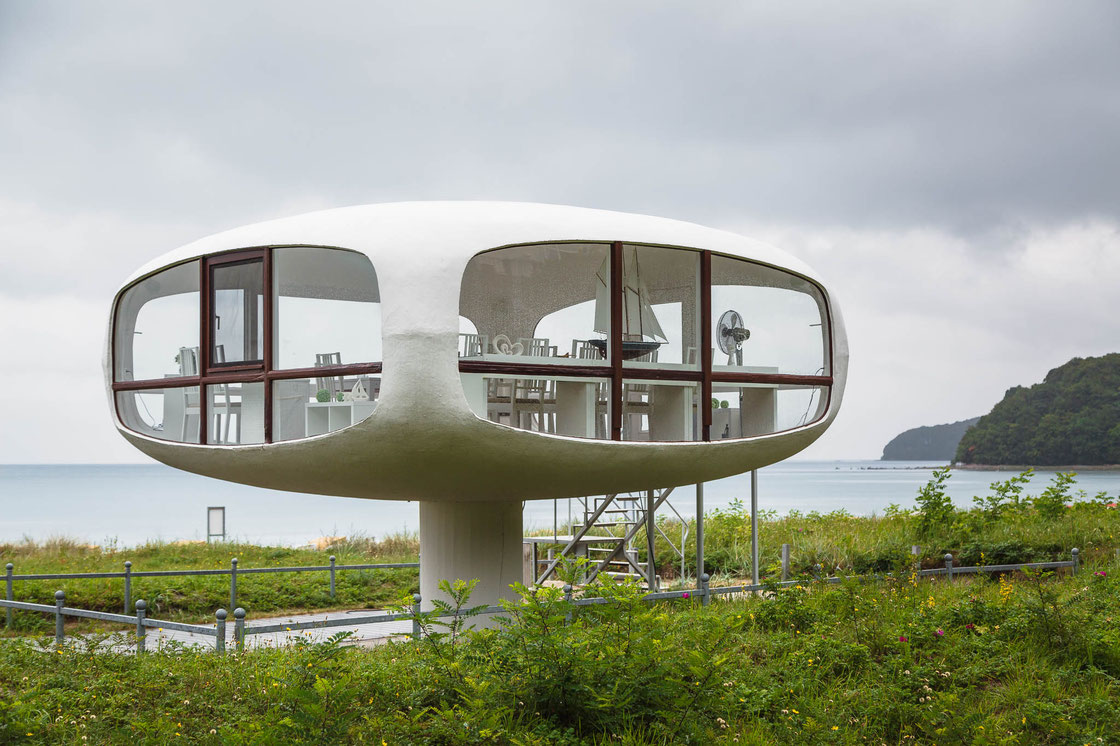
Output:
[{"left": 124, "top": 201, "right": 821, "bottom": 288}]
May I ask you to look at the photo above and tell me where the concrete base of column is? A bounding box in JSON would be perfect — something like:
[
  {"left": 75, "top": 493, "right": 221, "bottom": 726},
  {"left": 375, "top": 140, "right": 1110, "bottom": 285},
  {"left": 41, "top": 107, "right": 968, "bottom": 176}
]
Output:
[{"left": 419, "top": 500, "right": 523, "bottom": 624}]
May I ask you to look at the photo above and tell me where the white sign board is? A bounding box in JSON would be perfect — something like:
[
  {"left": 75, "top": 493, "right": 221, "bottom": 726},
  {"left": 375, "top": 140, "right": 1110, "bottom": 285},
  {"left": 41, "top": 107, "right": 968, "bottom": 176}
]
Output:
[{"left": 207, "top": 506, "right": 225, "bottom": 540}]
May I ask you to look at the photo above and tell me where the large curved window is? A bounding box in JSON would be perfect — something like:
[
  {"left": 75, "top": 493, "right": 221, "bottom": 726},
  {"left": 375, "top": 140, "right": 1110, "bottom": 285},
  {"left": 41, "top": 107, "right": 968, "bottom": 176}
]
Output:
[
  {"left": 113, "top": 247, "right": 381, "bottom": 445},
  {"left": 460, "top": 243, "right": 832, "bottom": 442},
  {"left": 113, "top": 261, "right": 200, "bottom": 383},
  {"left": 459, "top": 243, "right": 610, "bottom": 365},
  {"left": 711, "top": 256, "right": 828, "bottom": 376}
]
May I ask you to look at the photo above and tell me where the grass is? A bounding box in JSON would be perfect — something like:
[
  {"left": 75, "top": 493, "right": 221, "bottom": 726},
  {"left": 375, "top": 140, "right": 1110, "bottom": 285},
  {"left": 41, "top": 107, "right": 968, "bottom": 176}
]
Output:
[
  {"left": 0, "top": 533, "right": 419, "bottom": 633},
  {"left": 1, "top": 563, "right": 1117, "bottom": 744},
  {"left": 530, "top": 470, "right": 1120, "bottom": 584}
]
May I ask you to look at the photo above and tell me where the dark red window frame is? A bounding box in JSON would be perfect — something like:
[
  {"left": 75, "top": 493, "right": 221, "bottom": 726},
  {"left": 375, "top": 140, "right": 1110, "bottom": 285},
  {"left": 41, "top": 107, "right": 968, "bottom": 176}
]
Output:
[
  {"left": 112, "top": 247, "right": 383, "bottom": 445},
  {"left": 457, "top": 242, "right": 834, "bottom": 442}
]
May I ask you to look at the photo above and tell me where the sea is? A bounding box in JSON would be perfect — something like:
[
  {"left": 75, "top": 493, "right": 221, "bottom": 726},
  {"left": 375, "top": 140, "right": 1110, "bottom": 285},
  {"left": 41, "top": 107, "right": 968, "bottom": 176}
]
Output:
[{"left": 2, "top": 461, "right": 1119, "bottom": 548}]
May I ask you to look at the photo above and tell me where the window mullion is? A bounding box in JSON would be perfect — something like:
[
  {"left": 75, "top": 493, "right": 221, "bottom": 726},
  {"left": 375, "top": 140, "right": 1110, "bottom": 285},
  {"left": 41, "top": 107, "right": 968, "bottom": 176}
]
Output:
[
  {"left": 610, "top": 241, "right": 623, "bottom": 441},
  {"left": 700, "top": 250, "right": 712, "bottom": 442}
]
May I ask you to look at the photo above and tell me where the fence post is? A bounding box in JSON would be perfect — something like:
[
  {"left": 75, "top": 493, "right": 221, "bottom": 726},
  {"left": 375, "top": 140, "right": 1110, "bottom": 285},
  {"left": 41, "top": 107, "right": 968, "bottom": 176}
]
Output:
[
  {"left": 700, "top": 573, "right": 710, "bottom": 607},
  {"left": 123, "top": 561, "right": 132, "bottom": 614},
  {"left": 563, "top": 584, "right": 573, "bottom": 624},
  {"left": 215, "top": 609, "right": 227, "bottom": 654},
  {"left": 781, "top": 544, "right": 790, "bottom": 582},
  {"left": 5, "top": 563, "right": 12, "bottom": 629},
  {"left": 411, "top": 593, "right": 422, "bottom": 640},
  {"left": 54, "top": 590, "right": 65, "bottom": 647},
  {"left": 234, "top": 607, "right": 245, "bottom": 652},
  {"left": 329, "top": 556, "right": 336, "bottom": 599},
  {"left": 944, "top": 553, "right": 954, "bottom": 582},
  {"left": 1071, "top": 547, "right": 1079, "bottom": 575},
  {"left": 135, "top": 599, "right": 147, "bottom": 653},
  {"left": 229, "top": 558, "right": 238, "bottom": 611},
  {"left": 911, "top": 545, "right": 921, "bottom": 572}
]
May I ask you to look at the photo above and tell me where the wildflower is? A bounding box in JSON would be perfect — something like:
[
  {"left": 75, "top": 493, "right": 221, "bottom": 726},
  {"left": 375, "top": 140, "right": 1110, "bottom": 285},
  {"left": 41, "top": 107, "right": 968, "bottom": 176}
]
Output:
[
  {"left": 964, "top": 623, "right": 975, "bottom": 630},
  {"left": 899, "top": 636, "right": 909, "bottom": 643},
  {"left": 1095, "top": 570, "right": 1106, "bottom": 577},
  {"left": 935, "top": 629, "right": 944, "bottom": 637},
  {"left": 683, "top": 592, "right": 690, "bottom": 598}
]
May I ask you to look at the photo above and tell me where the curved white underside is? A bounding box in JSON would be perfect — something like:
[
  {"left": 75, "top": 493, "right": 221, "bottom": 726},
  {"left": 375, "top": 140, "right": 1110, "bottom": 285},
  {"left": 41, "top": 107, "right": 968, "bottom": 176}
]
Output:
[{"left": 107, "top": 202, "right": 849, "bottom": 502}]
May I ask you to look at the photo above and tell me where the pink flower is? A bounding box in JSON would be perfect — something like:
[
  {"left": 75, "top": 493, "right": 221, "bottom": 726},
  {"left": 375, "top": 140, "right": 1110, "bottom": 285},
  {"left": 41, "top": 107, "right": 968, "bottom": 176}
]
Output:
[
  {"left": 964, "top": 623, "right": 975, "bottom": 630},
  {"left": 935, "top": 629, "right": 944, "bottom": 637},
  {"left": 1094, "top": 570, "right": 1107, "bottom": 577},
  {"left": 682, "top": 592, "right": 690, "bottom": 599},
  {"left": 899, "top": 636, "right": 908, "bottom": 643}
]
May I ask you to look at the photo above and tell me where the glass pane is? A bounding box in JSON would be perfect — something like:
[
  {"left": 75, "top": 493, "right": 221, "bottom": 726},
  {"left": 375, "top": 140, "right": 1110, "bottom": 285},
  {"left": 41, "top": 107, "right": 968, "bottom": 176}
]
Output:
[
  {"left": 211, "top": 260, "right": 264, "bottom": 366},
  {"left": 113, "top": 261, "right": 200, "bottom": 382},
  {"left": 461, "top": 373, "right": 610, "bottom": 439},
  {"left": 272, "top": 375, "right": 381, "bottom": 442},
  {"left": 621, "top": 379, "right": 700, "bottom": 442},
  {"left": 206, "top": 382, "right": 265, "bottom": 444},
  {"left": 116, "top": 387, "right": 201, "bottom": 443},
  {"left": 711, "top": 256, "right": 829, "bottom": 376},
  {"left": 620, "top": 245, "right": 700, "bottom": 371},
  {"left": 710, "top": 383, "right": 828, "bottom": 439},
  {"left": 274, "top": 248, "right": 381, "bottom": 369},
  {"left": 460, "top": 243, "right": 610, "bottom": 365}
]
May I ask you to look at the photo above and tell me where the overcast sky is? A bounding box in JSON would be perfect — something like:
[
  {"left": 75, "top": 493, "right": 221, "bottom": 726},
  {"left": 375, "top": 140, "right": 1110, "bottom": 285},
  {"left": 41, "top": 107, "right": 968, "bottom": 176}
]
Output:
[{"left": 2, "top": 1, "right": 1118, "bottom": 463}]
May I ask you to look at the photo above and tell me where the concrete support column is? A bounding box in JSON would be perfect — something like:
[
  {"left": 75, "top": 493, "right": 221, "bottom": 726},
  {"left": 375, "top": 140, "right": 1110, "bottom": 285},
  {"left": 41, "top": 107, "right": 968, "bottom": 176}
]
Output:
[{"left": 419, "top": 500, "right": 523, "bottom": 616}]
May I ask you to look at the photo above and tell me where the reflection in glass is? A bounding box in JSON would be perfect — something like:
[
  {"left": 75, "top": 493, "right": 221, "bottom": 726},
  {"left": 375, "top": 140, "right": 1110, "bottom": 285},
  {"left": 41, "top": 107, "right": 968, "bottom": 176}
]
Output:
[
  {"left": 206, "top": 382, "right": 265, "bottom": 444},
  {"left": 711, "top": 256, "right": 828, "bottom": 376},
  {"left": 621, "top": 379, "right": 699, "bottom": 442},
  {"left": 113, "top": 261, "right": 200, "bottom": 382},
  {"left": 459, "top": 243, "right": 610, "bottom": 365},
  {"left": 211, "top": 261, "right": 264, "bottom": 366},
  {"left": 710, "top": 384, "right": 828, "bottom": 439},
  {"left": 274, "top": 248, "right": 381, "bottom": 370},
  {"left": 460, "top": 373, "right": 609, "bottom": 439},
  {"left": 272, "top": 375, "right": 381, "bottom": 442},
  {"left": 116, "top": 387, "right": 201, "bottom": 443}
]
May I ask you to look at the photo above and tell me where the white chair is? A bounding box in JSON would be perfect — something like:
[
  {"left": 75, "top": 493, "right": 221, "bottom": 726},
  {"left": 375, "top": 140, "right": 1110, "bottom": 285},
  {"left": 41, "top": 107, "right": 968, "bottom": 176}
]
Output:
[
  {"left": 571, "top": 340, "right": 599, "bottom": 360},
  {"left": 178, "top": 346, "right": 201, "bottom": 441},
  {"left": 622, "top": 349, "right": 657, "bottom": 440},
  {"left": 571, "top": 341, "right": 610, "bottom": 437},
  {"left": 315, "top": 352, "right": 344, "bottom": 400},
  {"left": 210, "top": 344, "right": 240, "bottom": 443},
  {"left": 514, "top": 377, "right": 556, "bottom": 433},
  {"left": 459, "top": 333, "right": 487, "bottom": 358},
  {"left": 518, "top": 337, "right": 556, "bottom": 358}
]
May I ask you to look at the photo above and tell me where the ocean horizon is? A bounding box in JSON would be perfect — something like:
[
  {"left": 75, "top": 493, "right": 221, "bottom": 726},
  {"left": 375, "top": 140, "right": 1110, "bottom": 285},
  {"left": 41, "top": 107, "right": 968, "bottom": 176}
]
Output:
[{"left": 3, "top": 460, "right": 1119, "bottom": 548}]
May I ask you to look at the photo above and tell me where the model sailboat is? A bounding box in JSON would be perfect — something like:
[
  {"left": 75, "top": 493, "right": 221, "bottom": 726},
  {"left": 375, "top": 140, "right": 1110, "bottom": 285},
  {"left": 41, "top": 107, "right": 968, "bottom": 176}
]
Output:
[{"left": 588, "top": 247, "right": 667, "bottom": 360}]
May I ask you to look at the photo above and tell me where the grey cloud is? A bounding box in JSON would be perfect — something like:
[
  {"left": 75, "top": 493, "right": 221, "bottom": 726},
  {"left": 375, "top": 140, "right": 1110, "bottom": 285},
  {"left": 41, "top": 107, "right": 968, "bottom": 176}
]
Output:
[{"left": 2, "top": 1, "right": 1118, "bottom": 238}]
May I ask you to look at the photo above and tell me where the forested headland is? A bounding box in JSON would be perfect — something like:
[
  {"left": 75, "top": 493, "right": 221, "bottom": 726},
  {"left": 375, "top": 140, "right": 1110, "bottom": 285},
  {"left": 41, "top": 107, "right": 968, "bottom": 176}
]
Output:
[{"left": 955, "top": 353, "right": 1120, "bottom": 466}]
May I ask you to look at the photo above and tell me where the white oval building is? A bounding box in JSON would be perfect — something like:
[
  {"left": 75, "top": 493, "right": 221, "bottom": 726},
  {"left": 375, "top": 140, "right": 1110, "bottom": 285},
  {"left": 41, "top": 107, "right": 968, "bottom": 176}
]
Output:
[{"left": 106, "top": 202, "right": 848, "bottom": 605}]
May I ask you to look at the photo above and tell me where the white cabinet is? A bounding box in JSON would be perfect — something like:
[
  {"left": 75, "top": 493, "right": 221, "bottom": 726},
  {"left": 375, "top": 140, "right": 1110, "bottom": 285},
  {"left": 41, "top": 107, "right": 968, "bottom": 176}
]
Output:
[{"left": 305, "top": 401, "right": 378, "bottom": 437}]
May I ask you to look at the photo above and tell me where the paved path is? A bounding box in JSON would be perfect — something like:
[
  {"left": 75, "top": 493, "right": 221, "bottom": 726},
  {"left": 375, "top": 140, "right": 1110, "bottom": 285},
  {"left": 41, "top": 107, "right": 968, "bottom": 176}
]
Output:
[{"left": 86, "top": 608, "right": 413, "bottom": 653}]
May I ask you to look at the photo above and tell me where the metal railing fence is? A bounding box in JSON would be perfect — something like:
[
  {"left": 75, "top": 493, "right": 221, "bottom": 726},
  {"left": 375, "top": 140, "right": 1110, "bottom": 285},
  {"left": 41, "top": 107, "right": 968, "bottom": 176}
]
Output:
[
  {"left": 3, "top": 557, "right": 419, "bottom": 629},
  {"left": 0, "top": 548, "right": 1084, "bottom": 655}
]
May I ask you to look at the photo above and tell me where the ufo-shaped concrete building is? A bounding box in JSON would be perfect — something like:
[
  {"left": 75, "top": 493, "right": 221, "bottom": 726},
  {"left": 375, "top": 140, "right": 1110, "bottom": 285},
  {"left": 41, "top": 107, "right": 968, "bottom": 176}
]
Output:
[{"left": 107, "top": 202, "right": 848, "bottom": 605}]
